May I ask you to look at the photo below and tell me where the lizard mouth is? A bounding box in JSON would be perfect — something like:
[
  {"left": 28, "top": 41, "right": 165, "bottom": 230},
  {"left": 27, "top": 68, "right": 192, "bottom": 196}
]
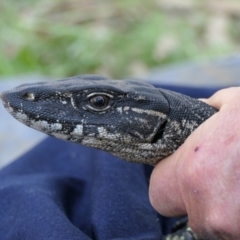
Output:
[{"left": 151, "top": 119, "right": 167, "bottom": 144}]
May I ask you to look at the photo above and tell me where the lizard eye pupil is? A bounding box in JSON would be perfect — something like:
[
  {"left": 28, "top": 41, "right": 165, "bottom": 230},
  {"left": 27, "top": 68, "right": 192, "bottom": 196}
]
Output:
[{"left": 89, "top": 95, "right": 109, "bottom": 109}]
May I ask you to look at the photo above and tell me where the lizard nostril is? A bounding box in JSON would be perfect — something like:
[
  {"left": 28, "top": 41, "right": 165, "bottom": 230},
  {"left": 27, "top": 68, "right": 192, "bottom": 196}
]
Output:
[{"left": 23, "top": 92, "right": 35, "bottom": 101}]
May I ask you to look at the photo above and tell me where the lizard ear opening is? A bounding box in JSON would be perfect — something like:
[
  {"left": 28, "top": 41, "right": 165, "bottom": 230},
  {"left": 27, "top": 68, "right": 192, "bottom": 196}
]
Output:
[{"left": 151, "top": 120, "right": 167, "bottom": 144}]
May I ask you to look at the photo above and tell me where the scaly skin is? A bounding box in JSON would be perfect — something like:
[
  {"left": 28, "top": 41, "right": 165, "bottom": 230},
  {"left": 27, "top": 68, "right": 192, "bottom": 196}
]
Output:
[{"left": 0, "top": 75, "right": 216, "bottom": 165}]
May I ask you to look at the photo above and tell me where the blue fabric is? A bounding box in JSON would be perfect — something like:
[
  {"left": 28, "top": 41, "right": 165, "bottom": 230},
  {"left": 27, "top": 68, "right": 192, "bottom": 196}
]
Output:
[{"left": 0, "top": 84, "right": 221, "bottom": 240}]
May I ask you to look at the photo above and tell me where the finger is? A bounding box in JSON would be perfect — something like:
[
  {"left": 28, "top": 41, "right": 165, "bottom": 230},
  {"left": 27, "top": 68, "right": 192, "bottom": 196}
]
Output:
[
  {"left": 204, "top": 87, "right": 240, "bottom": 110},
  {"left": 149, "top": 151, "right": 186, "bottom": 217}
]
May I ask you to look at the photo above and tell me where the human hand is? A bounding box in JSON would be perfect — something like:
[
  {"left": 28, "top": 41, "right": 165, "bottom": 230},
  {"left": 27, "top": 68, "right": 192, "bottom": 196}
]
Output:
[{"left": 149, "top": 87, "right": 240, "bottom": 240}]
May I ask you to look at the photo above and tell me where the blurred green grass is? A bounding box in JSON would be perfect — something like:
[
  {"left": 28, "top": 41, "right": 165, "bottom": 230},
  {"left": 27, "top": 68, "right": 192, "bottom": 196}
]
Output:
[{"left": 0, "top": 0, "right": 239, "bottom": 79}]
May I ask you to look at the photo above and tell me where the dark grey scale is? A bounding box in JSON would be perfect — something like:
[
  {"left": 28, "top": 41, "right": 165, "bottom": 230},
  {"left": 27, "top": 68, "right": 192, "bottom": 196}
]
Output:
[{"left": 0, "top": 74, "right": 217, "bottom": 240}]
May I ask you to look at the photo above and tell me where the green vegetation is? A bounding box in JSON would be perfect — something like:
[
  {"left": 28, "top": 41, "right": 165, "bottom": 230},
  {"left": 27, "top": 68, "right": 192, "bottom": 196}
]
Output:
[{"left": 0, "top": 0, "right": 239, "bottom": 79}]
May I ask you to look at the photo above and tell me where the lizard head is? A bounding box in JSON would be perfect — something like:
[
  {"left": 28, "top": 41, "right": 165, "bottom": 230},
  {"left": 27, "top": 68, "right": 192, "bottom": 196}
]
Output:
[{"left": 1, "top": 75, "right": 172, "bottom": 165}]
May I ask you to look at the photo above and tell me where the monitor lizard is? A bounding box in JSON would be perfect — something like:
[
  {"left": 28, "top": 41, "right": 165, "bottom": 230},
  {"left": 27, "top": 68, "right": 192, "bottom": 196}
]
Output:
[{"left": 0, "top": 75, "right": 217, "bottom": 239}]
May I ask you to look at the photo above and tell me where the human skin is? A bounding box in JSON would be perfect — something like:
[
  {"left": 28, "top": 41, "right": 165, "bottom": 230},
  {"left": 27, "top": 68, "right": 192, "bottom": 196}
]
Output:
[{"left": 149, "top": 87, "right": 240, "bottom": 240}]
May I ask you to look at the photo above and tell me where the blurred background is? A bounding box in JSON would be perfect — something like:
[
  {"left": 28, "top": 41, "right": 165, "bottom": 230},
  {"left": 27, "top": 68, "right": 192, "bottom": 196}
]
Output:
[
  {"left": 1, "top": 0, "right": 240, "bottom": 79},
  {"left": 1, "top": 0, "right": 240, "bottom": 167}
]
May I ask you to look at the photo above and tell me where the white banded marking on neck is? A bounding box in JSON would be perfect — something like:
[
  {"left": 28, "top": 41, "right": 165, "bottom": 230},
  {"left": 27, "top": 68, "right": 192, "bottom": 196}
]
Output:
[{"left": 131, "top": 108, "right": 167, "bottom": 118}]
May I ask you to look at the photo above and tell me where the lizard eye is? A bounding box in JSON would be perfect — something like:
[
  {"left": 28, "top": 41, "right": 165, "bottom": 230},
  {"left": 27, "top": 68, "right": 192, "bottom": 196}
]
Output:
[
  {"left": 90, "top": 95, "right": 109, "bottom": 108},
  {"left": 87, "top": 94, "right": 111, "bottom": 111}
]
